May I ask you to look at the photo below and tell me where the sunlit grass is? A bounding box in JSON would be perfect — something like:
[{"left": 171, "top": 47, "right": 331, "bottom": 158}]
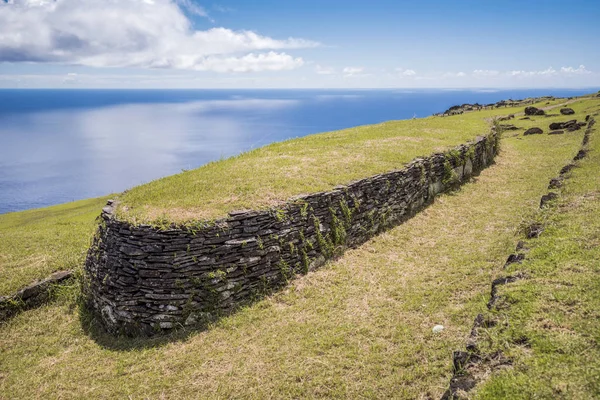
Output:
[
  {"left": 1, "top": 97, "right": 597, "bottom": 398},
  {"left": 0, "top": 196, "right": 109, "bottom": 296},
  {"left": 474, "top": 107, "right": 600, "bottom": 399},
  {"left": 116, "top": 98, "right": 572, "bottom": 224}
]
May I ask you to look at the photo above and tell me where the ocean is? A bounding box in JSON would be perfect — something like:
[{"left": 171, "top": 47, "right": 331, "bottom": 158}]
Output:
[{"left": 0, "top": 88, "right": 596, "bottom": 214}]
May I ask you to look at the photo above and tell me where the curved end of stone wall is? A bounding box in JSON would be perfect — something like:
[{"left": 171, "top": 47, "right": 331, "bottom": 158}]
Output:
[{"left": 84, "top": 130, "right": 499, "bottom": 336}]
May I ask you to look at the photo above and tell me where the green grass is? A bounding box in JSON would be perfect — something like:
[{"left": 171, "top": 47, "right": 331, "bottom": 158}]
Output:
[
  {"left": 473, "top": 110, "right": 600, "bottom": 399},
  {"left": 0, "top": 196, "right": 110, "bottom": 296},
  {"left": 0, "top": 97, "right": 597, "bottom": 399},
  {"left": 116, "top": 97, "right": 569, "bottom": 224}
]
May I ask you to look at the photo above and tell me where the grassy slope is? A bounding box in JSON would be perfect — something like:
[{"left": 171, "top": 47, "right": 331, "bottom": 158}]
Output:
[
  {"left": 116, "top": 98, "right": 566, "bottom": 224},
  {"left": 0, "top": 98, "right": 562, "bottom": 295},
  {"left": 0, "top": 197, "right": 109, "bottom": 296},
  {"left": 1, "top": 98, "right": 597, "bottom": 399},
  {"left": 474, "top": 111, "right": 600, "bottom": 398}
]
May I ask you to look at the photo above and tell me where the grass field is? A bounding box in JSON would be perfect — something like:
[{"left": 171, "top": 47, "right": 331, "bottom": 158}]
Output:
[
  {"left": 0, "top": 196, "right": 110, "bottom": 296},
  {"left": 115, "top": 97, "right": 569, "bottom": 224},
  {"left": 474, "top": 112, "right": 600, "bottom": 399},
  {"left": 1, "top": 96, "right": 598, "bottom": 398}
]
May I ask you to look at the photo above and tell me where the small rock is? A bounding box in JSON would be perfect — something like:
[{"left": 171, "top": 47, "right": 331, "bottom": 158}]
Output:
[
  {"left": 560, "top": 107, "right": 575, "bottom": 115},
  {"left": 498, "top": 124, "right": 519, "bottom": 131},
  {"left": 549, "top": 122, "right": 563, "bottom": 130},
  {"left": 526, "top": 223, "right": 544, "bottom": 238},
  {"left": 432, "top": 325, "right": 444, "bottom": 333},
  {"left": 548, "top": 130, "right": 565, "bottom": 135},
  {"left": 540, "top": 192, "right": 558, "bottom": 208},
  {"left": 524, "top": 127, "right": 543, "bottom": 135},
  {"left": 548, "top": 177, "right": 563, "bottom": 189}
]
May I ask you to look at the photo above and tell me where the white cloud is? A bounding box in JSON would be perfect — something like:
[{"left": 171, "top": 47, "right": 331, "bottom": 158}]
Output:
[
  {"left": 213, "top": 4, "right": 235, "bottom": 13},
  {"left": 191, "top": 52, "right": 303, "bottom": 73},
  {"left": 473, "top": 69, "right": 500, "bottom": 77},
  {"left": 442, "top": 71, "right": 466, "bottom": 78},
  {"left": 315, "top": 65, "right": 335, "bottom": 75},
  {"left": 509, "top": 67, "right": 558, "bottom": 77},
  {"left": 174, "top": 0, "right": 209, "bottom": 18},
  {"left": 560, "top": 65, "right": 591, "bottom": 75},
  {"left": 469, "top": 66, "right": 594, "bottom": 79},
  {"left": 395, "top": 67, "right": 417, "bottom": 76},
  {"left": 0, "top": 0, "right": 318, "bottom": 72},
  {"left": 343, "top": 67, "right": 365, "bottom": 77},
  {"left": 61, "top": 71, "right": 78, "bottom": 84}
]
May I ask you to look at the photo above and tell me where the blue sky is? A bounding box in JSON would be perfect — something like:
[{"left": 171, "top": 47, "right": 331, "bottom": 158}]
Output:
[{"left": 1, "top": 0, "right": 599, "bottom": 88}]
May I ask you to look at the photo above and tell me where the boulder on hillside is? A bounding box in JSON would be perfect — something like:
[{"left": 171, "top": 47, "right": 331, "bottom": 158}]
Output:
[
  {"left": 560, "top": 107, "right": 575, "bottom": 115},
  {"left": 524, "top": 127, "right": 543, "bottom": 135},
  {"left": 549, "top": 119, "right": 585, "bottom": 130},
  {"left": 498, "top": 124, "right": 519, "bottom": 131},
  {"left": 524, "top": 106, "right": 543, "bottom": 116},
  {"left": 548, "top": 130, "right": 565, "bottom": 135},
  {"left": 562, "top": 120, "right": 578, "bottom": 129}
]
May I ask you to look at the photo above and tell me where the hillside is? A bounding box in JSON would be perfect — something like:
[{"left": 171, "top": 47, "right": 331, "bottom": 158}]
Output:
[
  {"left": 115, "top": 97, "right": 567, "bottom": 224},
  {"left": 0, "top": 94, "right": 599, "bottom": 399}
]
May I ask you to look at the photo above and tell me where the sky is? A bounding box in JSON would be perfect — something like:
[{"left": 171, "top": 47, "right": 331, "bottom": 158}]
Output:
[{"left": 0, "top": 0, "right": 599, "bottom": 89}]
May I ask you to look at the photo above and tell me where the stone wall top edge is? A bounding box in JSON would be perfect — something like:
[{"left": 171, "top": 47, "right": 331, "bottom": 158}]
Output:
[{"left": 103, "top": 131, "right": 493, "bottom": 233}]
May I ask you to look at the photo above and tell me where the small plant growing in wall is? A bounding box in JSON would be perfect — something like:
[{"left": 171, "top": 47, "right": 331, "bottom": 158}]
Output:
[
  {"left": 298, "top": 201, "right": 309, "bottom": 219},
  {"left": 301, "top": 249, "right": 310, "bottom": 274},
  {"left": 299, "top": 229, "right": 313, "bottom": 251},
  {"left": 278, "top": 258, "right": 292, "bottom": 282},
  {"left": 288, "top": 241, "right": 297, "bottom": 256},
  {"left": 274, "top": 208, "right": 288, "bottom": 222},
  {"left": 312, "top": 215, "right": 334, "bottom": 258},
  {"left": 465, "top": 146, "right": 475, "bottom": 162},
  {"left": 190, "top": 277, "right": 203, "bottom": 288},
  {"left": 206, "top": 269, "right": 227, "bottom": 283},
  {"left": 329, "top": 207, "right": 347, "bottom": 247},
  {"left": 447, "top": 149, "right": 465, "bottom": 166},
  {"left": 339, "top": 199, "right": 354, "bottom": 226},
  {"left": 442, "top": 158, "right": 459, "bottom": 186}
]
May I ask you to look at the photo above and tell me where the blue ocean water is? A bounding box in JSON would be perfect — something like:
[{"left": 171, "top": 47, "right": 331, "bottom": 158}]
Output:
[{"left": 0, "top": 88, "right": 596, "bottom": 214}]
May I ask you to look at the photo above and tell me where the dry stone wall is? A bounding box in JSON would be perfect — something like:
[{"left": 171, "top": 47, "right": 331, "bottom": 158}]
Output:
[{"left": 85, "top": 131, "right": 499, "bottom": 336}]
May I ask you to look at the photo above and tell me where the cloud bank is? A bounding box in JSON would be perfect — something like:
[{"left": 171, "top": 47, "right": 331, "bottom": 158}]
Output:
[{"left": 0, "top": 0, "right": 318, "bottom": 72}]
